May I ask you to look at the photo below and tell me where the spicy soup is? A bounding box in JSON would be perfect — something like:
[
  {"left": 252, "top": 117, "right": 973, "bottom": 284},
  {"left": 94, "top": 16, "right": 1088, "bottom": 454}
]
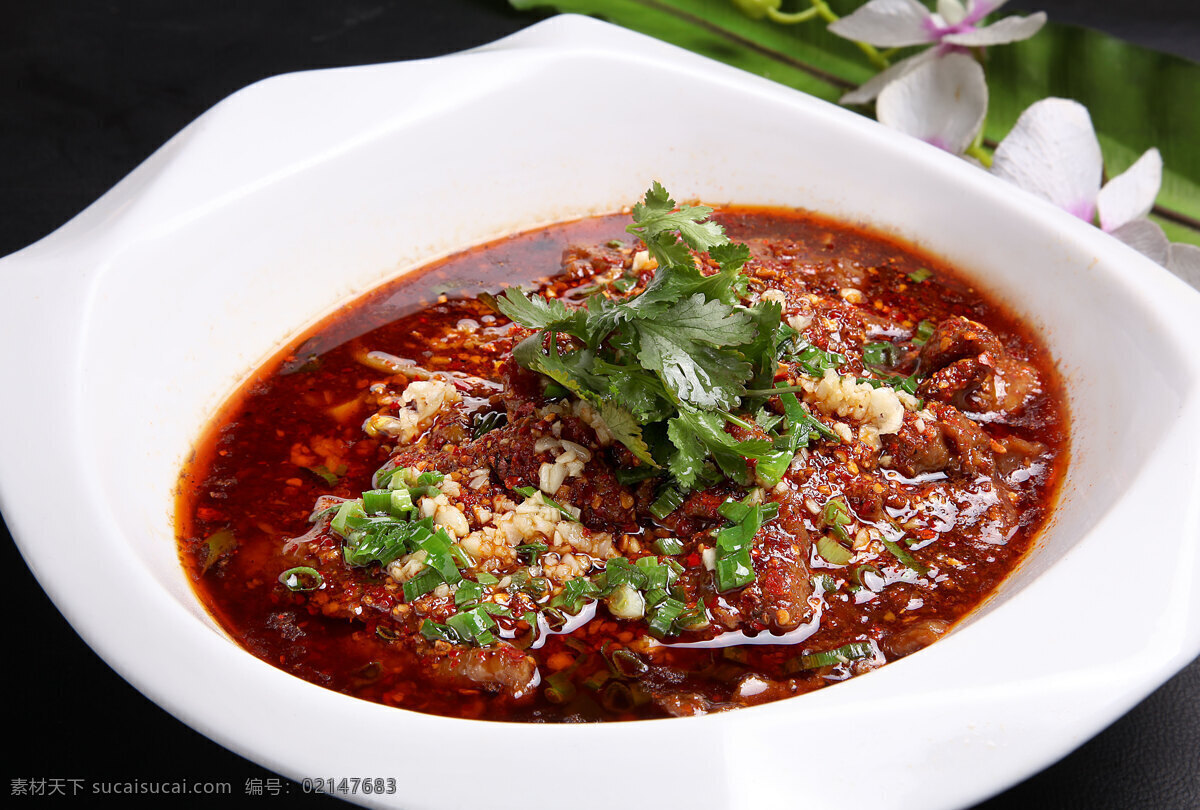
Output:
[{"left": 177, "top": 200, "right": 1066, "bottom": 721}]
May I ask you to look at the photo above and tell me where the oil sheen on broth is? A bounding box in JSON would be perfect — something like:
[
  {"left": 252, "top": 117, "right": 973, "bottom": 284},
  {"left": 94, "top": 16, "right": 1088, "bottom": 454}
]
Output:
[{"left": 176, "top": 202, "right": 1067, "bottom": 721}]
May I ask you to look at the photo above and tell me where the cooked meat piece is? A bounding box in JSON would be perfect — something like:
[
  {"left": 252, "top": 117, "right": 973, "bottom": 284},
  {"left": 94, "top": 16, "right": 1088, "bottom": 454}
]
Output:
[
  {"left": 882, "top": 411, "right": 953, "bottom": 477},
  {"left": 422, "top": 644, "right": 540, "bottom": 700},
  {"left": 734, "top": 497, "right": 813, "bottom": 633},
  {"left": 882, "top": 618, "right": 950, "bottom": 658},
  {"left": 884, "top": 404, "right": 1003, "bottom": 478},
  {"left": 937, "top": 406, "right": 998, "bottom": 478},
  {"left": 918, "top": 357, "right": 993, "bottom": 411},
  {"left": 482, "top": 415, "right": 637, "bottom": 530},
  {"left": 918, "top": 316, "right": 1004, "bottom": 370},
  {"left": 918, "top": 317, "right": 1040, "bottom": 415},
  {"left": 844, "top": 477, "right": 886, "bottom": 521},
  {"left": 681, "top": 488, "right": 729, "bottom": 521},
  {"left": 653, "top": 691, "right": 715, "bottom": 717},
  {"left": 499, "top": 351, "right": 545, "bottom": 421}
]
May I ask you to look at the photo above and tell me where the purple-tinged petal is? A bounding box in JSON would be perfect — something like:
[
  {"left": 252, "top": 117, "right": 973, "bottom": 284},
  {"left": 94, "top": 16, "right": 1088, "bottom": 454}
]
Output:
[
  {"left": 991, "top": 98, "right": 1103, "bottom": 223},
  {"left": 876, "top": 53, "right": 987, "bottom": 156},
  {"left": 1167, "top": 243, "right": 1200, "bottom": 289},
  {"left": 839, "top": 49, "right": 936, "bottom": 105},
  {"left": 1110, "top": 219, "right": 1170, "bottom": 266},
  {"left": 828, "top": 0, "right": 936, "bottom": 47},
  {"left": 1097, "top": 149, "right": 1162, "bottom": 232},
  {"left": 943, "top": 12, "right": 1047, "bottom": 45}
]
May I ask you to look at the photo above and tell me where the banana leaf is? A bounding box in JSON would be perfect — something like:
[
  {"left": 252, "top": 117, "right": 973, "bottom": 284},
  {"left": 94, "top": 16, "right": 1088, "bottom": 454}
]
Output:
[{"left": 510, "top": 0, "right": 1200, "bottom": 246}]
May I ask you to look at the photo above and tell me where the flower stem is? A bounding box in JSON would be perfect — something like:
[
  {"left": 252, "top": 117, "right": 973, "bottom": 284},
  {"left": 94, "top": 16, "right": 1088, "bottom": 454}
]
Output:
[
  {"left": 965, "top": 143, "right": 993, "bottom": 167},
  {"left": 766, "top": 6, "right": 821, "bottom": 24},
  {"left": 965, "top": 110, "right": 993, "bottom": 167}
]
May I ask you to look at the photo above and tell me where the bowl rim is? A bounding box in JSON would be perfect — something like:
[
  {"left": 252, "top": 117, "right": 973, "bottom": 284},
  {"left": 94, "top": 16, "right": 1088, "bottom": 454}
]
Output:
[{"left": 1, "top": 14, "right": 1198, "bottom": 810}]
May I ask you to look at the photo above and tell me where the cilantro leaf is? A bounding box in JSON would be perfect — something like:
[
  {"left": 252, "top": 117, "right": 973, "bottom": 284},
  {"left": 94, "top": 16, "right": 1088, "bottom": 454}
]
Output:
[
  {"left": 512, "top": 333, "right": 605, "bottom": 399},
  {"left": 669, "top": 405, "right": 774, "bottom": 486},
  {"left": 492, "top": 289, "right": 586, "bottom": 338},
  {"left": 598, "top": 401, "right": 657, "bottom": 468},
  {"left": 497, "top": 182, "right": 809, "bottom": 499},
  {"left": 591, "top": 357, "right": 674, "bottom": 423},
  {"left": 627, "top": 181, "right": 727, "bottom": 269},
  {"left": 632, "top": 294, "right": 756, "bottom": 409}
]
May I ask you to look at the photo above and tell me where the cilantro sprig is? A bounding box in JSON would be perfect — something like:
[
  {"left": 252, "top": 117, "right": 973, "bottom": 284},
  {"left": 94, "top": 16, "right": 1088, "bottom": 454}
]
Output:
[{"left": 494, "top": 182, "right": 795, "bottom": 492}]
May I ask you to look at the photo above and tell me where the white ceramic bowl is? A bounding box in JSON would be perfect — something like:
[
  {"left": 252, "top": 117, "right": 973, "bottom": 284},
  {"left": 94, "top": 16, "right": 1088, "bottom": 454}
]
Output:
[{"left": 1, "top": 15, "right": 1198, "bottom": 810}]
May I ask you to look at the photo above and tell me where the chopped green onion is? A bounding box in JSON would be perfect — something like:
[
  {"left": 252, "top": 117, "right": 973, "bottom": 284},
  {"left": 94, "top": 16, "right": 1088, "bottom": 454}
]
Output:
[
  {"left": 544, "top": 670, "right": 577, "bottom": 704},
  {"left": 601, "top": 681, "right": 636, "bottom": 712},
  {"left": 542, "top": 382, "right": 569, "bottom": 400},
  {"left": 304, "top": 464, "right": 345, "bottom": 486},
  {"left": 419, "top": 619, "right": 460, "bottom": 644},
  {"left": 643, "top": 587, "right": 669, "bottom": 608},
  {"left": 821, "top": 497, "right": 854, "bottom": 544},
  {"left": 717, "top": 499, "right": 751, "bottom": 523},
  {"left": 816, "top": 535, "right": 854, "bottom": 566},
  {"left": 653, "top": 536, "right": 685, "bottom": 555},
  {"left": 331, "top": 499, "right": 366, "bottom": 536},
  {"left": 675, "top": 603, "right": 710, "bottom": 631},
  {"left": 634, "top": 557, "right": 672, "bottom": 589},
  {"left": 908, "top": 267, "right": 932, "bottom": 283},
  {"left": 512, "top": 486, "right": 580, "bottom": 522},
  {"left": 278, "top": 566, "right": 323, "bottom": 592},
  {"left": 606, "top": 647, "right": 649, "bottom": 678},
  {"left": 912, "top": 319, "right": 936, "bottom": 345},
  {"left": 813, "top": 573, "right": 839, "bottom": 592},
  {"left": 446, "top": 607, "right": 497, "bottom": 646},
  {"left": 403, "top": 568, "right": 442, "bottom": 601},
  {"left": 515, "top": 542, "right": 548, "bottom": 565},
  {"left": 201, "top": 528, "right": 237, "bottom": 574},
  {"left": 881, "top": 538, "right": 930, "bottom": 575},
  {"left": 859, "top": 372, "right": 921, "bottom": 396},
  {"left": 646, "top": 597, "right": 685, "bottom": 637},
  {"left": 649, "top": 484, "right": 686, "bottom": 520},
  {"left": 582, "top": 669, "right": 612, "bottom": 691},
  {"left": 455, "top": 579, "right": 484, "bottom": 608},
  {"left": 606, "top": 583, "right": 646, "bottom": 619},
  {"left": 790, "top": 641, "right": 874, "bottom": 671},
  {"left": 862, "top": 341, "right": 902, "bottom": 370},
  {"left": 551, "top": 577, "right": 601, "bottom": 614},
  {"left": 611, "top": 273, "right": 639, "bottom": 293},
  {"left": 476, "top": 602, "right": 511, "bottom": 618},
  {"left": 519, "top": 610, "right": 540, "bottom": 647},
  {"left": 715, "top": 547, "right": 755, "bottom": 591},
  {"left": 788, "top": 340, "right": 845, "bottom": 377},
  {"left": 361, "top": 489, "right": 394, "bottom": 515},
  {"left": 604, "top": 557, "right": 651, "bottom": 591},
  {"left": 476, "top": 571, "right": 500, "bottom": 586},
  {"left": 852, "top": 564, "right": 883, "bottom": 588}
]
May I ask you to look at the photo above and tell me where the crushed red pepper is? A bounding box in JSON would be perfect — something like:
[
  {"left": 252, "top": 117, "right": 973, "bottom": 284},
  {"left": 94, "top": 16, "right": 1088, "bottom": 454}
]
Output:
[{"left": 176, "top": 208, "right": 1067, "bottom": 721}]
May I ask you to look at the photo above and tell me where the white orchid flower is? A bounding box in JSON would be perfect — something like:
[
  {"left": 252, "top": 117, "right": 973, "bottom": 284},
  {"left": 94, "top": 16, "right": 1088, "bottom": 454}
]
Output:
[
  {"left": 875, "top": 52, "right": 987, "bottom": 156},
  {"left": 991, "top": 98, "right": 1199, "bottom": 287},
  {"left": 830, "top": 0, "right": 1046, "bottom": 105}
]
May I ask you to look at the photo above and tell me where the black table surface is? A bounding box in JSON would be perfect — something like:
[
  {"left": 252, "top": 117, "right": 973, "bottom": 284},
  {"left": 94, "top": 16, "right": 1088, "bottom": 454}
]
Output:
[{"left": 2, "top": 2, "right": 1197, "bottom": 808}]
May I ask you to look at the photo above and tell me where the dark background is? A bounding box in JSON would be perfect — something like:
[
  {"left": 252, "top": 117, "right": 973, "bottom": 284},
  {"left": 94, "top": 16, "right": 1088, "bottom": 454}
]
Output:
[{"left": 2, "top": 2, "right": 1197, "bottom": 808}]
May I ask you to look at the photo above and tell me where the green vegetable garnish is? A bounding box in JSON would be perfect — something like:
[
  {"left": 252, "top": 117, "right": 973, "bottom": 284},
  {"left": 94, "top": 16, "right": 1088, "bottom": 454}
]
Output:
[
  {"left": 495, "top": 182, "right": 801, "bottom": 496},
  {"left": 862, "top": 341, "right": 902, "bottom": 370},
  {"left": 912, "top": 318, "right": 936, "bottom": 346},
  {"left": 278, "top": 566, "right": 323, "bottom": 592},
  {"left": 512, "top": 486, "right": 579, "bottom": 522},
  {"left": 712, "top": 494, "right": 779, "bottom": 592},
  {"left": 788, "top": 641, "right": 874, "bottom": 672}
]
